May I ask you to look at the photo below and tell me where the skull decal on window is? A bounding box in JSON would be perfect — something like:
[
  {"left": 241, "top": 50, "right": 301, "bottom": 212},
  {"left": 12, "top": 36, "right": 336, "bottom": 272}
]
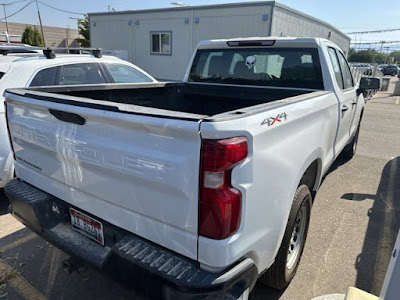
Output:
[{"left": 245, "top": 55, "right": 256, "bottom": 70}]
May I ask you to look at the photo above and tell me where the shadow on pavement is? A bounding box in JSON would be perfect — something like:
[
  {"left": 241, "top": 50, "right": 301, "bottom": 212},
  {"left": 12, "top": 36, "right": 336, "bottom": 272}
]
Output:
[
  {"left": 320, "top": 156, "right": 349, "bottom": 186},
  {"left": 0, "top": 227, "right": 142, "bottom": 300},
  {"left": 249, "top": 283, "right": 284, "bottom": 300},
  {"left": 0, "top": 190, "right": 10, "bottom": 216},
  {"left": 341, "top": 156, "right": 400, "bottom": 295}
]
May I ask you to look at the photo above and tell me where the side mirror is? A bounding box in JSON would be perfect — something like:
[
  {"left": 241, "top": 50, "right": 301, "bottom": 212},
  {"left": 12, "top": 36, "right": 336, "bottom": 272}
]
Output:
[{"left": 357, "top": 77, "right": 380, "bottom": 96}]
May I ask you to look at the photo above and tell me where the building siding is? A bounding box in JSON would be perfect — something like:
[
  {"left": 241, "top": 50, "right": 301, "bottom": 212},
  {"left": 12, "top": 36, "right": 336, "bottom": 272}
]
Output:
[
  {"left": 90, "top": 13, "right": 134, "bottom": 60},
  {"left": 271, "top": 5, "right": 350, "bottom": 54},
  {"left": 90, "top": 4, "right": 273, "bottom": 80},
  {"left": 89, "top": 1, "right": 350, "bottom": 80},
  {"left": 133, "top": 10, "right": 192, "bottom": 80}
]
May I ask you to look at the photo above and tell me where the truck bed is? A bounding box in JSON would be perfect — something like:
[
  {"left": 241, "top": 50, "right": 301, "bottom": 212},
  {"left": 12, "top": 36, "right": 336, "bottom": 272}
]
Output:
[{"left": 27, "top": 82, "right": 313, "bottom": 117}]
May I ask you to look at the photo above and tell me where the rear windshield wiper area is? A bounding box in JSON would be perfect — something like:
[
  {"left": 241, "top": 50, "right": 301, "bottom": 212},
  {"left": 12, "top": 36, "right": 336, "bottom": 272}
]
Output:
[
  {"left": 189, "top": 75, "right": 226, "bottom": 83},
  {"left": 189, "top": 75, "right": 271, "bottom": 85},
  {"left": 190, "top": 76, "right": 323, "bottom": 89}
]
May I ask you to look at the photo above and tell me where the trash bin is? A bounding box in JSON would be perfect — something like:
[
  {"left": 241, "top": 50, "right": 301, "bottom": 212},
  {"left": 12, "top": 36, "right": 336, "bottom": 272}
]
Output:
[{"left": 381, "top": 77, "right": 390, "bottom": 91}]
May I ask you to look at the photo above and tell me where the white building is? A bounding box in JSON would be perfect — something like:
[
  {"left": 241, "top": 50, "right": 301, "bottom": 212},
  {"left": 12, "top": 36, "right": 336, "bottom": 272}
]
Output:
[{"left": 89, "top": 1, "right": 350, "bottom": 80}]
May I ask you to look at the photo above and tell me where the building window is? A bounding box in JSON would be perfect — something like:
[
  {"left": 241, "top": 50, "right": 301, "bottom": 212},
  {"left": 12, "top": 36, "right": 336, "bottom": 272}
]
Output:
[{"left": 151, "top": 32, "right": 171, "bottom": 55}]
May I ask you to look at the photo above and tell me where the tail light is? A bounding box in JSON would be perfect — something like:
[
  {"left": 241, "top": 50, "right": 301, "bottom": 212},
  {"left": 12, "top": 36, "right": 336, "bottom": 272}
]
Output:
[{"left": 199, "top": 136, "right": 248, "bottom": 239}]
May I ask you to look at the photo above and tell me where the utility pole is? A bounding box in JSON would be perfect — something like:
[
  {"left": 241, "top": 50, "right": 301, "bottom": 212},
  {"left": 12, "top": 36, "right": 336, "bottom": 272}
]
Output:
[
  {"left": 1, "top": 4, "right": 9, "bottom": 33},
  {"left": 35, "top": 0, "right": 45, "bottom": 46},
  {"left": 379, "top": 41, "right": 385, "bottom": 53}
]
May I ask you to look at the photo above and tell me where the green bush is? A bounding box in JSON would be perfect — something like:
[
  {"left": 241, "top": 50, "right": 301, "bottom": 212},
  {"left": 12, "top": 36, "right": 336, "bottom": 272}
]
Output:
[{"left": 22, "top": 26, "right": 44, "bottom": 46}]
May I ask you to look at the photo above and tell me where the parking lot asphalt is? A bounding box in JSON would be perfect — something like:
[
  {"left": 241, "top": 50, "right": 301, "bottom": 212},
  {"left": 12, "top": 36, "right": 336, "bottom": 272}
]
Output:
[{"left": 0, "top": 78, "right": 399, "bottom": 300}]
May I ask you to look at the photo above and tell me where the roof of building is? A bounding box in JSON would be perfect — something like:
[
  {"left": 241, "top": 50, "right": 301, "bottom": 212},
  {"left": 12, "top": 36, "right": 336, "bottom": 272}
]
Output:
[{"left": 88, "top": 1, "right": 349, "bottom": 41}]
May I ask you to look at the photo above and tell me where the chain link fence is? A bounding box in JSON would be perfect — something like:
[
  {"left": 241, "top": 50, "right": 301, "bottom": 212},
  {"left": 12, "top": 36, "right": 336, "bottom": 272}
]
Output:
[
  {"left": 349, "top": 62, "right": 383, "bottom": 83},
  {"left": 349, "top": 63, "right": 384, "bottom": 100}
]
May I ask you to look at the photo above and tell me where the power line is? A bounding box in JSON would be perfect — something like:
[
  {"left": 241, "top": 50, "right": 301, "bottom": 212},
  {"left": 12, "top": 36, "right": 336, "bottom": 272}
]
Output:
[
  {"left": 37, "top": 1, "right": 84, "bottom": 15},
  {"left": 1, "top": 0, "right": 30, "bottom": 6},
  {"left": 346, "top": 28, "right": 400, "bottom": 34},
  {"left": 0, "top": 0, "right": 34, "bottom": 20}
]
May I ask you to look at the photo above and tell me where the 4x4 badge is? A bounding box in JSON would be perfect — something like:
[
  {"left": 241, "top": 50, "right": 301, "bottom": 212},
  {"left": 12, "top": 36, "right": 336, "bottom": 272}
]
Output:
[{"left": 261, "top": 112, "right": 288, "bottom": 126}]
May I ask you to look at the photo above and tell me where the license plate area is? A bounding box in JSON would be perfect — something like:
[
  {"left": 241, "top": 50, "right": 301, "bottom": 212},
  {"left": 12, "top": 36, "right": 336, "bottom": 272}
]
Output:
[{"left": 70, "top": 208, "right": 104, "bottom": 245}]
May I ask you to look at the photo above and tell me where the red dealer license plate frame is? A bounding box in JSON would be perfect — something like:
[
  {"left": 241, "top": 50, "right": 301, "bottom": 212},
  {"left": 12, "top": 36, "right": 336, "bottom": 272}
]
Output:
[{"left": 70, "top": 208, "right": 105, "bottom": 245}]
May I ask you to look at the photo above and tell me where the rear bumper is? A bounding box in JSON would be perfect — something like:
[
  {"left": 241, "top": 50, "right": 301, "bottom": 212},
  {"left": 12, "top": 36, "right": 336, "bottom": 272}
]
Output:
[{"left": 5, "top": 179, "right": 258, "bottom": 299}]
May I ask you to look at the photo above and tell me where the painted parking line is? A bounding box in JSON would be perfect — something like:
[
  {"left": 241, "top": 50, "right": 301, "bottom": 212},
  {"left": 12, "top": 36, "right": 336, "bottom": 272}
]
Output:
[
  {"left": 0, "top": 259, "right": 46, "bottom": 300},
  {"left": 0, "top": 232, "right": 37, "bottom": 254}
]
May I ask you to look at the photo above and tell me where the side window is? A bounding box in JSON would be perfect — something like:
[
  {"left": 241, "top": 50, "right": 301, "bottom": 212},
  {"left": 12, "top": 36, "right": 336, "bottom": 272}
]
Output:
[
  {"left": 328, "top": 47, "right": 344, "bottom": 90},
  {"left": 103, "top": 63, "right": 152, "bottom": 83},
  {"left": 151, "top": 32, "right": 171, "bottom": 55},
  {"left": 200, "top": 52, "right": 224, "bottom": 77},
  {"left": 337, "top": 50, "right": 355, "bottom": 89},
  {"left": 265, "top": 54, "right": 284, "bottom": 78},
  {"left": 59, "top": 63, "right": 106, "bottom": 85},
  {"left": 30, "top": 67, "right": 58, "bottom": 87},
  {"left": 229, "top": 53, "right": 244, "bottom": 74},
  {"left": 301, "top": 54, "right": 313, "bottom": 64}
]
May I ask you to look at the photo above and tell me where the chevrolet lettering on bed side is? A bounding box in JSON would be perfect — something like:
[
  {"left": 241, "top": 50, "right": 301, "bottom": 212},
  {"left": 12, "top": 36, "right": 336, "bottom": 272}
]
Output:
[{"left": 10, "top": 123, "right": 171, "bottom": 179}]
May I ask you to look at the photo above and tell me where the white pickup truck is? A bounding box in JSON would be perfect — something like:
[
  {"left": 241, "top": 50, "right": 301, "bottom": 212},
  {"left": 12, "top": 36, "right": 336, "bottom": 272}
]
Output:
[{"left": 4, "top": 37, "right": 379, "bottom": 299}]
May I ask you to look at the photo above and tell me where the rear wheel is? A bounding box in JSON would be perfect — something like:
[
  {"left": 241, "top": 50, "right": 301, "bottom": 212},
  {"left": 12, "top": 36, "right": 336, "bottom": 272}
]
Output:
[{"left": 260, "top": 184, "right": 311, "bottom": 289}]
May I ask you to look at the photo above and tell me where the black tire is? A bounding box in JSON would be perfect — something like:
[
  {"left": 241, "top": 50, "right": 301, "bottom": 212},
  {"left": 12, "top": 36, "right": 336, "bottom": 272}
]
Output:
[
  {"left": 341, "top": 126, "right": 360, "bottom": 160},
  {"left": 260, "top": 184, "right": 312, "bottom": 290}
]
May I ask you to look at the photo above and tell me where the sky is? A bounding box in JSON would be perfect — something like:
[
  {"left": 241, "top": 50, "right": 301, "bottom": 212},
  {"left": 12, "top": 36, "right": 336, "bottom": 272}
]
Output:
[{"left": 1, "top": 0, "right": 400, "bottom": 51}]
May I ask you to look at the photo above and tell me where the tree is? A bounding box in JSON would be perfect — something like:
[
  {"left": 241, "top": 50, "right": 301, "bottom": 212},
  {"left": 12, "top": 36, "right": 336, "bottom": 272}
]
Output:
[
  {"left": 32, "top": 28, "right": 44, "bottom": 46},
  {"left": 348, "top": 50, "right": 375, "bottom": 63},
  {"left": 347, "top": 49, "right": 391, "bottom": 63},
  {"left": 348, "top": 47, "right": 355, "bottom": 57},
  {"left": 76, "top": 14, "right": 90, "bottom": 47},
  {"left": 21, "top": 26, "right": 44, "bottom": 46},
  {"left": 373, "top": 52, "right": 386, "bottom": 64},
  {"left": 388, "top": 51, "right": 400, "bottom": 64},
  {"left": 21, "top": 26, "right": 34, "bottom": 45}
]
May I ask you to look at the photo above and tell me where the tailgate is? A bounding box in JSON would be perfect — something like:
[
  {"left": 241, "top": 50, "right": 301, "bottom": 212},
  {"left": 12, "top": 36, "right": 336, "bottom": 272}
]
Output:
[{"left": 5, "top": 90, "right": 202, "bottom": 260}]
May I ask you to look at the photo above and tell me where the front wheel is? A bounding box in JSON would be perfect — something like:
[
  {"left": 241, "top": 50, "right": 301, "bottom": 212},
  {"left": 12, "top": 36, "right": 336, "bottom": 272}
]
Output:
[
  {"left": 341, "top": 126, "right": 360, "bottom": 160},
  {"left": 260, "top": 184, "right": 312, "bottom": 289}
]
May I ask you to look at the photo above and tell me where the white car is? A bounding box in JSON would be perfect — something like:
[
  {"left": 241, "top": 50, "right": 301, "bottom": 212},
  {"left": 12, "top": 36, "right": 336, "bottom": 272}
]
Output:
[{"left": 0, "top": 51, "right": 156, "bottom": 189}]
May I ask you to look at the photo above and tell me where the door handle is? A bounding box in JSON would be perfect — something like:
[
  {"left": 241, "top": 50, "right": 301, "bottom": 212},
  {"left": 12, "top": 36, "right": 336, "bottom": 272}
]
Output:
[
  {"left": 49, "top": 109, "right": 86, "bottom": 125},
  {"left": 341, "top": 105, "right": 349, "bottom": 112},
  {"left": 351, "top": 100, "right": 357, "bottom": 105}
]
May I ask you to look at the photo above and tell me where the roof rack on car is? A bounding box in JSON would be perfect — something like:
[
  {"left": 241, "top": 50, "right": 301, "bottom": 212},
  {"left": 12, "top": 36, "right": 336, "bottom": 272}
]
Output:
[
  {"left": 42, "top": 47, "right": 103, "bottom": 59},
  {"left": 0, "top": 44, "right": 102, "bottom": 59},
  {"left": 0, "top": 43, "right": 41, "bottom": 55}
]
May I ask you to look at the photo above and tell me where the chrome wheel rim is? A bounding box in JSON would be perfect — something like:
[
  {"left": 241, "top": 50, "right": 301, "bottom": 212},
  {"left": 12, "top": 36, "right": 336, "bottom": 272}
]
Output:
[{"left": 286, "top": 205, "right": 307, "bottom": 270}]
